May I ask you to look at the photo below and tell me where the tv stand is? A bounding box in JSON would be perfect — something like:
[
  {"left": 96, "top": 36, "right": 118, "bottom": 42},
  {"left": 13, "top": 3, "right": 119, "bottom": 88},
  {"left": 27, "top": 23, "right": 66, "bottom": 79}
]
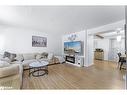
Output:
[{"left": 64, "top": 54, "right": 84, "bottom": 67}]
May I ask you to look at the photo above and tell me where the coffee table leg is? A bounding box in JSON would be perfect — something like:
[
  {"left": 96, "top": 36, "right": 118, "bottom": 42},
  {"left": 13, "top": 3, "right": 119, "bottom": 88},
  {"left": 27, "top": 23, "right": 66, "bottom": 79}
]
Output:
[
  {"left": 46, "top": 66, "right": 48, "bottom": 74},
  {"left": 29, "top": 65, "right": 48, "bottom": 77},
  {"left": 29, "top": 68, "right": 30, "bottom": 77},
  {"left": 38, "top": 67, "right": 39, "bottom": 76}
]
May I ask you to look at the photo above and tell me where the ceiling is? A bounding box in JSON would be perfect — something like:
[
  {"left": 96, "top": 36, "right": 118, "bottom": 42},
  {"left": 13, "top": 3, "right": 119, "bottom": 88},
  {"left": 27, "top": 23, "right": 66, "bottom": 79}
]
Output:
[
  {"left": 0, "top": 6, "right": 125, "bottom": 35},
  {"left": 94, "top": 29, "right": 125, "bottom": 39}
]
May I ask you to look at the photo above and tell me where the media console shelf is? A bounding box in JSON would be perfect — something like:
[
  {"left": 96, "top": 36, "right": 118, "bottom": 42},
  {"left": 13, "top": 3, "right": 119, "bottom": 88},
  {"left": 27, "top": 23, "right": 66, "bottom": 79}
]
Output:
[{"left": 65, "top": 55, "right": 84, "bottom": 67}]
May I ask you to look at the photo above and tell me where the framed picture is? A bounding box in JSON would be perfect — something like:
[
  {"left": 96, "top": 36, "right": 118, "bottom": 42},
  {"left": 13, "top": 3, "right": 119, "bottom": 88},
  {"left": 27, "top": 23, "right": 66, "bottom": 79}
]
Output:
[{"left": 32, "top": 36, "right": 47, "bottom": 47}]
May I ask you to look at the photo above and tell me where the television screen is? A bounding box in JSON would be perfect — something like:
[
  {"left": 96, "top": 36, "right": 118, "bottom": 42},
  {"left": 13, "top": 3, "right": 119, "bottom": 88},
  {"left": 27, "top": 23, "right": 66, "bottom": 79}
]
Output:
[{"left": 64, "top": 41, "right": 82, "bottom": 53}]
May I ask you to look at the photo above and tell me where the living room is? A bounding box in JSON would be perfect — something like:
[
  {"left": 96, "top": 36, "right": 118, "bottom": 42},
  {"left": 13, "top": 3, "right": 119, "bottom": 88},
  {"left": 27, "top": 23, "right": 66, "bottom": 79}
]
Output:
[{"left": 0, "top": 5, "right": 126, "bottom": 91}]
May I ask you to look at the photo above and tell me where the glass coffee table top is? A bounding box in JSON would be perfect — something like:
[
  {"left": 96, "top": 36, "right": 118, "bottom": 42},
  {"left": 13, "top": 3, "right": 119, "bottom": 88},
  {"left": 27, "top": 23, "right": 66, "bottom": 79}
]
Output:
[
  {"left": 29, "top": 60, "right": 48, "bottom": 68},
  {"left": 29, "top": 60, "right": 49, "bottom": 77}
]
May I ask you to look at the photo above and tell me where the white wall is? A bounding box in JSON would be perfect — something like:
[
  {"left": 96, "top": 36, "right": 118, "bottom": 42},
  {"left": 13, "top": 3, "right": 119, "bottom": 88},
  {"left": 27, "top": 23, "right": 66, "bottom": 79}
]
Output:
[
  {"left": 94, "top": 39, "right": 110, "bottom": 60},
  {"left": 0, "top": 25, "right": 62, "bottom": 55}
]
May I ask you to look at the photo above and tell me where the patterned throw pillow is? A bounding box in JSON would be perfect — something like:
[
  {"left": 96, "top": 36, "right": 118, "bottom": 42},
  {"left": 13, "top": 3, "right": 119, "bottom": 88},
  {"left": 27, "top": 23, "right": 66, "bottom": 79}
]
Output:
[
  {"left": 10, "top": 53, "right": 16, "bottom": 62},
  {"left": 3, "top": 52, "right": 10, "bottom": 58},
  {"left": 3, "top": 52, "right": 16, "bottom": 62},
  {"left": 41, "top": 52, "right": 48, "bottom": 58}
]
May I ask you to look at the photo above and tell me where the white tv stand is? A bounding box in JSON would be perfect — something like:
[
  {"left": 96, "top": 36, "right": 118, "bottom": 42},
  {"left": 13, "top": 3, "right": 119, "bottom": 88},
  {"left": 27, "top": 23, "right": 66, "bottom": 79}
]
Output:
[{"left": 64, "top": 54, "right": 84, "bottom": 67}]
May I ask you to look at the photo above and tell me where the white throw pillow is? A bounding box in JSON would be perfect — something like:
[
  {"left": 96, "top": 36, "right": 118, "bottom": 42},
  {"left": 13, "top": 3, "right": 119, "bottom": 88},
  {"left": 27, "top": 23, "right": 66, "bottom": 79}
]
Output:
[
  {"left": 15, "top": 54, "right": 24, "bottom": 62},
  {"left": 36, "top": 54, "right": 42, "bottom": 60},
  {"left": 0, "top": 60, "right": 10, "bottom": 68}
]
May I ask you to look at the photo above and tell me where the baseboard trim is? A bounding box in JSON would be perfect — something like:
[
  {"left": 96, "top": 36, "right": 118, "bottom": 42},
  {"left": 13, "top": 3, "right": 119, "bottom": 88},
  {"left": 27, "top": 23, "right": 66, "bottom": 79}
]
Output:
[
  {"left": 48, "top": 63, "right": 60, "bottom": 66},
  {"left": 84, "top": 63, "right": 94, "bottom": 67}
]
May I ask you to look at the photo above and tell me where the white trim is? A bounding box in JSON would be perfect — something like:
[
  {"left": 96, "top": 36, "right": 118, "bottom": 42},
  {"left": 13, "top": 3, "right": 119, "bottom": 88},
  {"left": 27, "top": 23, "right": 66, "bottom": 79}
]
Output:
[
  {"left": 66, "top": 62, "right": 82, "bottom": 67},
  {"left": 84, "top": 63, "right": 94, "bottom": 67}
]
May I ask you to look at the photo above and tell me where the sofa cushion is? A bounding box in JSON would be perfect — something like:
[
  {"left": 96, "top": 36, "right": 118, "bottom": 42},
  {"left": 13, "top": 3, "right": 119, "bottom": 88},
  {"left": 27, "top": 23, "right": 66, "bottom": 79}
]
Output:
[
  {"left": 0, "top": 57, "right": 11, "bottom": 63},
  {"left": 22, "top": 59, "right": 37, "bottom": 66},
  {"left": 10, "top": 61, "right": 22, "bottom": 65},
  {"left": 0, "top": 60, "right": 10, "bottom": 68},
  {"left": 23, "top": 53, "right": 36, "bottom": 60},
  {"left": 15, "top": 54, "right": 24, "bottom": 62}
]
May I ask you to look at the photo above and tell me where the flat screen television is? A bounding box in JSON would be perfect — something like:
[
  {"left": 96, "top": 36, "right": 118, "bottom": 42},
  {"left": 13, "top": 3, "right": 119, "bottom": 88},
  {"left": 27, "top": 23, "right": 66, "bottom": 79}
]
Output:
[{"left": 64, "top": 41, "right": 82, "bottom": 53}]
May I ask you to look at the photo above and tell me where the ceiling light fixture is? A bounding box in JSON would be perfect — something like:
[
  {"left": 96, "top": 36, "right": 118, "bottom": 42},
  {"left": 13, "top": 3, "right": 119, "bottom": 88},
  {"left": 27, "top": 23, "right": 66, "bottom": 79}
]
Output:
[
  {"left": 116, "top": 28, "right": 122, "bottom": 42},
  {"left": 117, "top": 35, "right": 121, "bottom": 42}
]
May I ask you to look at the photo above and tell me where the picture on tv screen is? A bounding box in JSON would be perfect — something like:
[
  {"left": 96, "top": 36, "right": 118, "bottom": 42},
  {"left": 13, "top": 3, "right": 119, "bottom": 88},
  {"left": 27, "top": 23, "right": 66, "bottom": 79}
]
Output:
[{"left": 64, "top": 41, "right": 82, "bottom": 53}]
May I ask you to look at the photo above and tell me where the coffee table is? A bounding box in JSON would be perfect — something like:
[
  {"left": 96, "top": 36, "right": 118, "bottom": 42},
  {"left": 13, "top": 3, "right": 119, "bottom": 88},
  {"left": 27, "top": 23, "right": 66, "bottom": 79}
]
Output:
[{"left": 29, "top": 60, "right": 48, "bottom": 77}]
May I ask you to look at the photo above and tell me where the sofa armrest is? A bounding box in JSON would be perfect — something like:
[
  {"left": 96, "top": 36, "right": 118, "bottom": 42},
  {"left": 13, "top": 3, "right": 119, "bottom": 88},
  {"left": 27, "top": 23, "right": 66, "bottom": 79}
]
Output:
[
  {"left": 0, "top": 64, "right": 20, "bottom": 78},
  {"left": 0, "top": 64, "right": 23, "bottom": 89}
]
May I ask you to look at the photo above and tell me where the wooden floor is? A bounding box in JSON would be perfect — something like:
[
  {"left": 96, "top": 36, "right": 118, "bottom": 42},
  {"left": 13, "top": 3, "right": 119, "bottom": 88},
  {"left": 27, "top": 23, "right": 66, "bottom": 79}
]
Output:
[{"left": 22, "top": 60, "right": 125, "bottom": 89}]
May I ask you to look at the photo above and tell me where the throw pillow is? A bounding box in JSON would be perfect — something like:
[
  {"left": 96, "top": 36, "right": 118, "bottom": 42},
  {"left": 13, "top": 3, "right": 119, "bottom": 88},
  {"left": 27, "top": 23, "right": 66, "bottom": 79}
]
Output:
[
  {"left": 3, "top": 51, "right": 11, "bottom": 58},
  {"left": 15, "top": 54, "right": 24, "bottom": 62},
  {"left": 36, "top": 54, "right": 42, "bottom": 60},
  {"left": 9, "top": 53, "right": 16, "bottom": 62},
  {"left": 42, "top": 52, "right": 48, "bottom": 58},
  {"left": 3, "top": 51, "right": 16, "bottom": 62}
]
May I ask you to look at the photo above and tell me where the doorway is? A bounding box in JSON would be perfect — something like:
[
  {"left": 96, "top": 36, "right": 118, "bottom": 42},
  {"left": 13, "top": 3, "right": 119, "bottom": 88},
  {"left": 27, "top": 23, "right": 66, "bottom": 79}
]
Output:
[{"left": 93, "top": 28, "right": 125, "bottom": 65}]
